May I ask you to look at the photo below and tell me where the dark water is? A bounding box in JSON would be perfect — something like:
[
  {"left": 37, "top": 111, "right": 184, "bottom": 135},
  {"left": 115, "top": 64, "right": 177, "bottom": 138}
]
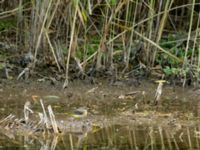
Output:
[
  {"left": 0, "top": 125, "right": 200, "bottom": 149},
  {"left": 1, "top": 81, "right": 200, "bottom": 149}
]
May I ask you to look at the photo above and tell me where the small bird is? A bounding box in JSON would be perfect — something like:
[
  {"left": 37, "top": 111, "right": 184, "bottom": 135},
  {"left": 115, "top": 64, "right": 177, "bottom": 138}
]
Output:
[{"left": 70, "top": 107, "right": 88, "bottom": 119}]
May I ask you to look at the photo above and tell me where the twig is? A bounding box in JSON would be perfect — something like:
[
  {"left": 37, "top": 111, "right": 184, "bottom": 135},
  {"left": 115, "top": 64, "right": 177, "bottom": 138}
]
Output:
[
  {"left": 48, "top": 105, "right": 59, "bottom": 134},
  {"left": 17, "top": 67, "right": 29, "bottom": 80},
  {"left": 24, "top": 101, "right": 33, "bottom": 123},
  {"left": 40, "top": 99, "right": 50, "bottom": 129}
]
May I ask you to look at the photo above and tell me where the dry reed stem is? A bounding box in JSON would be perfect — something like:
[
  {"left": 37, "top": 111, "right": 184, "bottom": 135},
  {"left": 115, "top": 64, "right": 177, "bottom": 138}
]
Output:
[
  {"left": 33, "top": 0, "right": 53, "bottom": 65},
  {"left": 152, "top": 0, "right": 174, "bottom": 65},
  {"left": 182, "top": 0, "right": 195, "bottom": 87},
  {"left": 48, "top": 105, "right": 59, "bottom": 134},
  {"left": 63, "top": 1, "right": 79, "bottom": 88},
  {"left": 133, "top": 30, "right": 182, "bottom": 62},
  {"left": 45, "top": 30, "right": 61, "bottom": 72}
]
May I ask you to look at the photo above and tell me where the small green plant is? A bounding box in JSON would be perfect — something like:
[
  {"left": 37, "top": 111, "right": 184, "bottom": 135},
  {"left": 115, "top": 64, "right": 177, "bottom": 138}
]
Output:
[
  {"left": 163, "top": 66, "right": 179, "bottom": 76},
  {"left": 156, "top": 34, "right": 199, "bottom": 80},
  {"left": 0, "top": 19, "right": 16, "bottom": 31}
]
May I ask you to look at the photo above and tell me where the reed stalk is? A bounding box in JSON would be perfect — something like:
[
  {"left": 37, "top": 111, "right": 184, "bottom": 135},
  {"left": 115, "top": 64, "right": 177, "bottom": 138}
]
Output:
[
  {"left": 182, "top": 0, "right": 195, "bottom": 87},
  {"left": 63, "top": 0, "right": 79, "bottom": 88}
]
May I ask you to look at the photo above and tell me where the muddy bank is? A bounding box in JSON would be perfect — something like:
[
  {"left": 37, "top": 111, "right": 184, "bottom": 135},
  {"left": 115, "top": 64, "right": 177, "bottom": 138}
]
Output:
[{"left": 1, "top": 79, "right": 200, "bottom": 116}]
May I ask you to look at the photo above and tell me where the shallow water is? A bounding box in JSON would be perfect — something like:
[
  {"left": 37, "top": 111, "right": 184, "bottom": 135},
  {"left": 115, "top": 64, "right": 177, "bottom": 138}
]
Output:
[
  {"left": 0, "top": 80, "right": 200, "bottom": 149},
  {"left": 1, "top": 124, "right": 200, "bottom": 149}
]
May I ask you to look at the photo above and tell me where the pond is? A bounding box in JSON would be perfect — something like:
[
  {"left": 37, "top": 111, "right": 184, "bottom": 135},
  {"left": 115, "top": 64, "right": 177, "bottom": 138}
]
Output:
[{"left": 0, "top": 80, "right": 200, "bottom": 149}]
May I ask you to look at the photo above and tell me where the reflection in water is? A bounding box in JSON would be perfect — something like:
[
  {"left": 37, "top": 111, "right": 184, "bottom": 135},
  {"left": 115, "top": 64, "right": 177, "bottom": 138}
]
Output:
[
  {"left": 1, "top": 107, "right": 200, "bottom": 149},
  {"left": 39, "top": 135, "right": 58, "bottom": 150},
  {"left": 1, "top": 124, "right": 200, "bottom": 149}
]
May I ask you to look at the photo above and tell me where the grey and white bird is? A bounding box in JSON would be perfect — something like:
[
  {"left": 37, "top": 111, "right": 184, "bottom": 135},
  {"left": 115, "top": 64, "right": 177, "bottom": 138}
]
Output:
[{"left": 70, "top": 107, "right": 88, "bottom": 118}]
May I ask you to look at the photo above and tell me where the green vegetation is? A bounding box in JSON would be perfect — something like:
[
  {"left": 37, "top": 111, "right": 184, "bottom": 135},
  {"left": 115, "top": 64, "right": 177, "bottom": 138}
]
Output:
[
  {"left": 0, "top": 19, "right": 16, "bottom": 31},
  {"left": 0, "top": 0, "right": 199, "bottom": 87}
]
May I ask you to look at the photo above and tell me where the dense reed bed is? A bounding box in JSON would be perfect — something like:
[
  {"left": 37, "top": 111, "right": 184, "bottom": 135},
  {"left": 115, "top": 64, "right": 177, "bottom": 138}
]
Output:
[{"left": 0, "top": 0, "right": 199, "bottom": 87}]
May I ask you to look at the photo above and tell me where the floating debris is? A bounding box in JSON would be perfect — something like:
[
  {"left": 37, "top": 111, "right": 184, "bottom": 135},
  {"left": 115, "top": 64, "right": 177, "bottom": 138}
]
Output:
[
  {"left": 31, "top": 95, "right": 60, "bottom": 104},
  {"left": 86, "top": 87, "right": 98, "bottom": 93},
  {"left": 44, "top": 95, "right": 60, "bottom": 100},
  {"left": 118, "top": 94, "right": 125, "bottom": 99}
]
